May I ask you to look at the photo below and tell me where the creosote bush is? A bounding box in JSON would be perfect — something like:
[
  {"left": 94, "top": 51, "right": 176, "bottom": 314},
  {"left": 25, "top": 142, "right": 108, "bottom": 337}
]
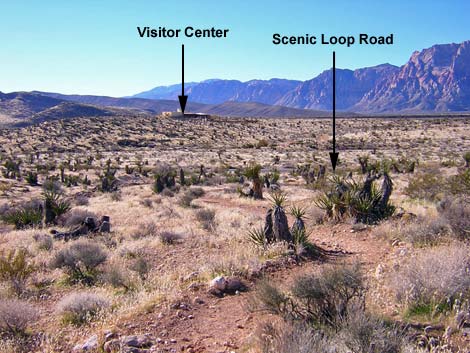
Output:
[
  {"left": 254, "top": 264, "right": 365, "bottom": 329},
  {"left": 56, "top": 292, "right": 109, "bottom": 325}
]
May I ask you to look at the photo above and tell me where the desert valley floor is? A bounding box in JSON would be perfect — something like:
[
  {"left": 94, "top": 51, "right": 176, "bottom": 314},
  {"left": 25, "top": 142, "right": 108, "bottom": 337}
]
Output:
[{"left": 0, "top": 115, "right": 469, "bottom": 352}]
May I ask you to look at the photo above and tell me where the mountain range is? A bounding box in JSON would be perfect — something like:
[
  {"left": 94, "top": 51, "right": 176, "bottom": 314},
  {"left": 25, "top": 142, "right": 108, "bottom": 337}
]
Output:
[
  {"left": 135, "top": 40, "right": 470, "bottom": 113},
  {"left": 1, "top": 40, "right": 470, "bottom": 127}
]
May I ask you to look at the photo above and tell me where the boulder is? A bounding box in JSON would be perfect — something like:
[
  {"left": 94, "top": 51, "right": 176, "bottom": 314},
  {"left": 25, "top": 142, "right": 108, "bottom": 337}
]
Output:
[{"left": 73, "top": 335, "right": 98, "bottom": 352}]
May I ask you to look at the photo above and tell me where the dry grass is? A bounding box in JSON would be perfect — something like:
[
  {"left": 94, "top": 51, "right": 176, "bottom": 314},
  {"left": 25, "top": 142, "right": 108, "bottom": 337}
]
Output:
[{"left": 0, "top": 116, "right": 469, "bottom": 352}]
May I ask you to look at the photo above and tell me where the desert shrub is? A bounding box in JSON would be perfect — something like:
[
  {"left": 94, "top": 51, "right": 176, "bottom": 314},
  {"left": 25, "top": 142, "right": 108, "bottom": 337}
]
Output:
[
  {"left": 58, "top": 208, "right": 97, "bottom": 227},
  {"left": 131, "top": 221, "right": 157, "bottom": 239},
  {"left": 255, "top": 264, "right": 364, "bottom": 329},
  {"left": 0, "top": 299, "right": 38, "bottom": 335},
  {"left": 56, "top": 292, "right": 109, "bottom": 325},
  {"left": 340, "top": 310, "right": 410, "bottom": 353},
  {"left": 253, "top": 280, "right": 289, "bottom": 316},
  {"left": 391, "top": 245, "right": 470, "bottom": 317},
  {"left": 439, "top": 196, "right": 470, "bottom": 239},
  {"left": 33, "top": 233, "right": 53, "bottom": 251},
  {"left": 129, "top": 257, "right": 149, "bottom": 280},
  {"left": 0, "top": 249, "right": 35, "bottom": 295},
  {"left": 258, "top": 322, "right": 331, "bottom": 353},
  {"left": 315, "top": 175, "right": 395, "bottom": 224},
  {"left": 51, "top": 240, "right": 107, "bottom": 284},
  {"left": 463, "top": 151, "right": 470, "bottom": 168},
  {"left": 100, "top": 264, "right": 134, "bottom": 291},
  {"left": 179, "top": 187, "right": 205, "bottom": 207},
  {"left": 139, "top": 198, "right": 153, "bottom": 208},
  {"left": 402, "top": 215, "right": 450, "bottom": 246},
  {"left": 404, "top": 172, "right": 446, "bottom": 201},
  {"left": 159, "top": 231, "right": 182, "bottom": 245},
  {"left": 160, "top": 188, "right": 175, "bottom": 197},
  {"left": 259, "top": 313, "right": 412, "bottom": 353},
  {"left": 290, "top": 264, "right": 364, "bottom": 328},
  {"left": 195, "top": 208, "right": 216, "bottom": 230},
  {"left": 25, "top": 171, "right": 38, "bottom": 186},
  {"left": 110, "top": 191, "right": 121, "bottom": 201},
  {"left": 42, "top": 179, "right": 62, "bottom": 193},
  {"left": 448, "top": 169, "right": 470, "bottom": 195},
  {"left": 256, "top": 139, "right": 269, "bottom": 148},
  {"left": 1, "top": 200, "right": 42, "bottom": 229},
  {"left": 74, "top": 195, "right": 89, "bottom": 206}
]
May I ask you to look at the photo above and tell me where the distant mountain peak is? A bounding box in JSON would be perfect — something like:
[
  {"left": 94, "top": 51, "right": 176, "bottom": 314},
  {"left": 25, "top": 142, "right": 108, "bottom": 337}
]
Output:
[{"left": 132, "top": 40, "right": 470, "bottom": 113}]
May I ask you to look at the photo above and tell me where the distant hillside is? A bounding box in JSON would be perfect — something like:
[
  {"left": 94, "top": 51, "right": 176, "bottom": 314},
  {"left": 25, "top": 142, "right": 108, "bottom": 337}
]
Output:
[
  {"left": 196, "top": 101, "right": 330, "bottom": 118},
  {"left": 0, "top": 90, "right": 331, "bottom": 127},
  {"left": 0, "top": 91, "right": 65, "bottom": 122},
  {"left": 0, "top": 91, "right": 151, "bottom": 127},
  {"left": 36, "top": 92, "right": 208, "bottom": 113},
  {"left": 133, "top": 78, "right": 301, "bottom": 105}
]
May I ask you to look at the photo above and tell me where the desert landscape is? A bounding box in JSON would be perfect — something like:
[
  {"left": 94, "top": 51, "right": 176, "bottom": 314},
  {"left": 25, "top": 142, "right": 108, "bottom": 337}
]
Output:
[
  {"left": 2, "top": 1, "right": 470, "bottom": 351},
  {"left": 0, "top": 114, "right": 469, "bottom": 352}
]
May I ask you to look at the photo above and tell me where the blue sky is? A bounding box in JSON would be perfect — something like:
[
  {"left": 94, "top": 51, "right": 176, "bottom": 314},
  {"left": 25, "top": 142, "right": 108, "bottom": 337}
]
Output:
[{"left": 1, "top": 0, "right": 469, "bottom": 96}]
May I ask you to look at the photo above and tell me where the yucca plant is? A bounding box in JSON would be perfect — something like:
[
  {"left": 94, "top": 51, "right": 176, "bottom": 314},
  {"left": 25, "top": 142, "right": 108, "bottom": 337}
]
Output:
[
  {"left": 268, "top": 191, "right": 287, "bottom": 208},
  {"left": 315, "top": 174, "right": 395, "bottom": 224},
  {"left": 291, "top": 228, "right": 310, "bottom": 247},
  {"left": 290, "top": 205, "right": 307, "bottom": 233},
  {"left": 248, "top": 227, "right": 267, "bottom": 247},
  {"left": 268, "top": 192, "right": 291, "bottom": 242},
  {"left": 1, "top": 204, "right": 42, "bottom": 229},
  {"left": 244, "top": 163, "right": 263, "bottom": 199},
  {"left": 42, "top": 189, "right": 70, "bottom": 225}
]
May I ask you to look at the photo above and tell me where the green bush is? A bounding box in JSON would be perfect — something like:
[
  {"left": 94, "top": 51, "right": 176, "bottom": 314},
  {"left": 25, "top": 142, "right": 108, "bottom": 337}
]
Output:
[
  {"left": 0, "top": 249, "right": 35, "bottom": 295},
  {"left": 255, "top": 264, "right": 365, "bottom": 329}
]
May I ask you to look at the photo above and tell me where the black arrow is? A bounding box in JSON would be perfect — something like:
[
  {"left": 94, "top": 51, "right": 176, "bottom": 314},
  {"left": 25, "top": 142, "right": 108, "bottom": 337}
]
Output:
[
  {"left": 178, "top": 44, "right": 188, "bottom": 114},
  {"left": 329, "top": 51, "right": 339, "bottom": 171}
]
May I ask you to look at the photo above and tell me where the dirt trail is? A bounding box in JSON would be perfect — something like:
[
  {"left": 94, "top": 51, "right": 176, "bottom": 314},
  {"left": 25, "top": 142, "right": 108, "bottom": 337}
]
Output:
[{"left": 108, "top": 222, "right": 395, "bottom": 353}]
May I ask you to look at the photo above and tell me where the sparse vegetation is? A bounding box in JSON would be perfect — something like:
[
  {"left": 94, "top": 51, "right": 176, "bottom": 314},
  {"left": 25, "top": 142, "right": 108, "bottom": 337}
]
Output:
[
  {"left": 0, "top": 116, "right": 469, "bottom": 351},
  {"left": 51, "top": 240, "right": 107, "bottom": 284},
  {"left": 0, "top": 299, "right": 38, "bottom": 335},
  {"left": 56, "top": 292, "right": 109, "bottom": 325},
  {"left": 0, "top": 248, "right": 35, "bottom": 295}
]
